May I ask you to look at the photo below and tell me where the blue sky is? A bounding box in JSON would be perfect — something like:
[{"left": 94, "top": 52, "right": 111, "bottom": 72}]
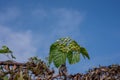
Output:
[{"left": 0, "top": 0, "right": 120, "bottom": 74}]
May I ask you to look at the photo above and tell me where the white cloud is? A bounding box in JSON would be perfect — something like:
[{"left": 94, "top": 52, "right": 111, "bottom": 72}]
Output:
[
  {"left": 32, "top": 8, "right": 84, "bottom": 37},
  {"left": 51, "top": 8, "right": 83, "bottom": 36},
  {"left": 0, "top": 8, "right": 37, "bottom": 62},
  {"left": 0, "top": 26, "right": 37, "bottom": 62}
]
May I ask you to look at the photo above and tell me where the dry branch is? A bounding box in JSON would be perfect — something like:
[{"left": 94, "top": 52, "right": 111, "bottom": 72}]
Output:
[
  {"left": 0, "top": 60, "right": 26, "bottom": 66},
  {"left": 0, "top": 60, "right": 120, "bottom": 80}
]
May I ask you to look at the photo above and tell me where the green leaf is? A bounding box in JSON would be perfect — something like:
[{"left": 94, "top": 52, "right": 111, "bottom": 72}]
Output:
[
  {"left": 80, "top": 47, "right": 90, "bottom": 59},
  {"left": 0, "top": 49, "right": 7, "bottom": 53},
  {"left": 72, "top": 53, "right": 80, "bottom": 64},
  {"left": 0, "top": 45, "right": 16, "bottom": 60},
  {"left": 48, "top": 37, "right": 90, "bottom": 68},
  {"left": 67, "top": 52, "right": 73, "bottom": 64},
  {"left": 0, "top": 46, "right": 12, "bottom": 53},
  {"left": 50, "top": 49, "right": 66, "bottom": 68},
  {"left": 67, "top": 52, "right": 80, "bottom": 64},
  {"left": 0, "top": 50, "right": 4, "bottom": 53},
  {"left": 48, "top": 45, "right": 56, "bottom": 64},
  {"left": 2, "top": 46, "right": 9, "bottom": 49}
]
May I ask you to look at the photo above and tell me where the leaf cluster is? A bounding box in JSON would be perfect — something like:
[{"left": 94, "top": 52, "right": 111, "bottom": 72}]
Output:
[
  {"left": 0, "top": 46, "right": 16, "bottom": 59},
  {"left": 48, "top": 37, "right": 90, "bottom": 68}
]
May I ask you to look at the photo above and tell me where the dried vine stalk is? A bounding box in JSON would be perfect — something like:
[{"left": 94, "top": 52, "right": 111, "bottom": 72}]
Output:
[{"left": 0, "top": 60, "right": 120, "bottom": 80}]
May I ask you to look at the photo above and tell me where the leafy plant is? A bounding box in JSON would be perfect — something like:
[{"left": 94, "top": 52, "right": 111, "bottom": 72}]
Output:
[
  {"left": 48, "top": 37, "right": 90, "bottom": 68},
  {"left": 0, "top": 45, "right": 16, "bottom": 59}
]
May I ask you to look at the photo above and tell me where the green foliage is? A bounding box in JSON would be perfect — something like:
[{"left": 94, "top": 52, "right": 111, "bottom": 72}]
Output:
[
  {"left": 0, "top": 45, "right": 16, "bottom": 59},
  {"left": 0, "top": 45, "right": 12, "bottom": 53},
  {"left": 48, "top": 37, "right": 90, "bottom": 68},
  {"left": 80, "top": 47, "right": 90, "bottom": 59},
  {"left": 3, "top": 76, "right": 9, "bottom": 80}
]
